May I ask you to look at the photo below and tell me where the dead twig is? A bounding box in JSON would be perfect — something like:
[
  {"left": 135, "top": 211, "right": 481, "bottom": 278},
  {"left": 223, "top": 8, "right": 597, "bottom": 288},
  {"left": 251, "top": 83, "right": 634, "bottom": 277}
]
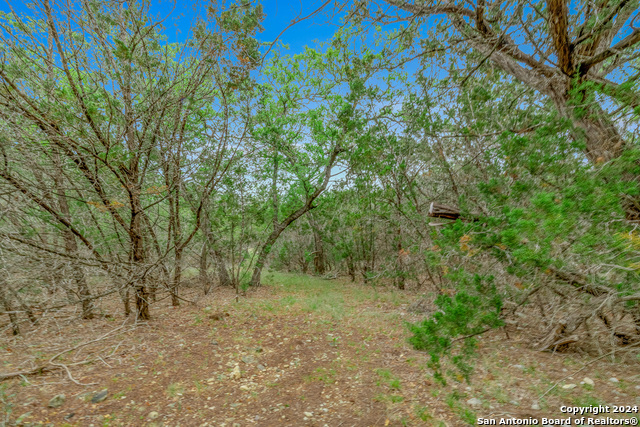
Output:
[
  {"left": 50, "top": 360, "right": 95, "bottom": 386},
  {"left": 0, "top": 322, "right": 132, "bottom": 382}
]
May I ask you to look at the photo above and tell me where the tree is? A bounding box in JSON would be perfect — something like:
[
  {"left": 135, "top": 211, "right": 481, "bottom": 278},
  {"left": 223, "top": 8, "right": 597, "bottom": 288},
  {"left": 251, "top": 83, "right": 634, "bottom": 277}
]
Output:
[
  {"left": 0, "top": 0, "right": 261, "bottom": 320},
  {"left": 248, "top": 30, "right": 390, "bottom": 286},
  {"left": 359, "top": 0, "right": 640, "bottom": 217}
]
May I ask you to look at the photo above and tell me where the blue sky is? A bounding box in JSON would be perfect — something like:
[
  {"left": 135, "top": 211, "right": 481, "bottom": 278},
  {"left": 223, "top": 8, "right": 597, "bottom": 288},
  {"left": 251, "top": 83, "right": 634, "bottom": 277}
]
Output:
[
  {"left": 2, "top": 0, "right": 637, "bottom": 90},
  {"left": 150, "top": 0, "right": 339, "bottom": 50},
  {"left": 0, "top": 0, "right": 339, "bottom": 50},
  {"left": 2, "top": 0, "right": 637, "bottom": 55}
]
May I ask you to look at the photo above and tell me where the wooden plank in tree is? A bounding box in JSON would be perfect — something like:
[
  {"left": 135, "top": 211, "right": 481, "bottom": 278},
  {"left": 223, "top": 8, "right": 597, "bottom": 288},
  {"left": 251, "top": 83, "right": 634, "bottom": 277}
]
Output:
[{"left": 428, "top": 202, "right": 461, "bottom": 220}]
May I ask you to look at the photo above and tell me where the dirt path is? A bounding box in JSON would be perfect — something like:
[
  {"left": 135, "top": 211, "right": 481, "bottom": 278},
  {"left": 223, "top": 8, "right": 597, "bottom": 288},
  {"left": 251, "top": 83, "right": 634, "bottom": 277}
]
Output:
[{"left": 2, "top": 273, "right": 639, "bottom": 426}]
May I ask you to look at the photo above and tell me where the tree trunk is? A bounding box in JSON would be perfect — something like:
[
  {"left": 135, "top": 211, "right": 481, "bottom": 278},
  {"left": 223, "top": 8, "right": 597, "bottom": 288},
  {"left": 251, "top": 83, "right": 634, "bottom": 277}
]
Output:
[
  {"left": 119, "top": 286, "right": 131, "bottom": 317},
  {"left": 171, "top": 247, "right": 182, "bottom": 307},
  {"left": 132, "top": 254, "right": 149, "bottom": 320},
  {"left": 46, "top": 30, "right": 93, "bottom": 319},
  {"left": 72, "top": 262, "right": 93, "bottom": 319},
  {"left": 58, "top": 229, "right": 94, "bottom": 319},
  {"left": 215, "top": 248, "right": 232, "bottom": 287},
  {"left": 0, "top": 280, "right": 19, "bottom": 335},
  {"left": 141, "top": 211, "right": 169, "bottom": 303},
  {"left": 396, "top": 239, "right": 405, "bottom": 291},
  {"left": 347, "top": 255, "right": 355, "bottom": 282},
  {"left": 251, "top": 224, "right": 285, "bottom": 287},
  {"left": 362, "top": 264, "right": 370, "bottom": 284},
  {"left": 394, "top": 188, "right": 405, "bottom": 290},
  {"left": 51, "top": 156, "right": 94, "bottom": 316},
  {"left": 309, "top": 215, "right": 326, "bottom": 275},
  {"left": 135, "top": 284, "right": 149, "bottom": 320},
  {"left": 120, "top": 12, "right": 150, "bottom": 320},
  {"left": 168, "top": 183, "right": 182, "bottom": 306},
  {"left": 201, "top": 211, "right": 232, "bottom": 288},
  {"left": 7, "top": 286, "right": 37, "bottom": 325},
  {"left": 200, "top": 242, "right": 211, "bottom": 295},
  {"left": 553, "top": 94, "right": 640, "bottom": 219},
  {"left": 129, "top": 189, "right": 150, "bottom": 320}
]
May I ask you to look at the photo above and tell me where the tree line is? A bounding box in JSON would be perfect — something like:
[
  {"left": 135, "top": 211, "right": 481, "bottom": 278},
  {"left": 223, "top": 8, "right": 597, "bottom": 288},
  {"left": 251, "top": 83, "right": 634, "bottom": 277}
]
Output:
[{"left": 1, "top": 0, "right": 639, "bottom": 378}]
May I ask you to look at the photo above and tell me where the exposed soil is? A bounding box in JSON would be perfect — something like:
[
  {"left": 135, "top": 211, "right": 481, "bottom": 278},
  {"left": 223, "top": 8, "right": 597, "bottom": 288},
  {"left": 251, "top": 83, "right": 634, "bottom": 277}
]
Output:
[{"left": 1, "top": 273, "right": 639, "bottom": 426}]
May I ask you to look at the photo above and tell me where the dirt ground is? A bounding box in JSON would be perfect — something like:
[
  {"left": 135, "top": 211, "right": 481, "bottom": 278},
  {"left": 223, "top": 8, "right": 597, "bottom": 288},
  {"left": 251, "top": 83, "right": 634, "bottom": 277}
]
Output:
[{"left": 1, "top": 273, "right": 639, "bottom": 426}]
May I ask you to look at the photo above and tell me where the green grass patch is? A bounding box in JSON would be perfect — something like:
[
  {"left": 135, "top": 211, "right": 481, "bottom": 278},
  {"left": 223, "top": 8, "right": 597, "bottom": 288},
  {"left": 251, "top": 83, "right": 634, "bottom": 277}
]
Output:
[
  {"left": 303, "top": 291, "right": 346, "bottom": 318},
  {"left": 572, "top": 394, "right": 606, "bottom": 407},
  {"left": 264, "top": 272, "right": 336, "bottom": 293},
  {"left": 374, "top": 393, "right": 404, "bottom": 403},
  {"left": 444, "top": 391, "right": 477, "bottom": 425},
  {"left": 279, "top": 295, "right": 297, "bottom": 306},
  {"left": 304, "top": 367, "right": 337, "bottom": 384},
  {"left": 375, "top": 368, "right": 402, "bottom": 390},
  {"left": 414, "top": 404, "right": 433, "bottom": 422}
]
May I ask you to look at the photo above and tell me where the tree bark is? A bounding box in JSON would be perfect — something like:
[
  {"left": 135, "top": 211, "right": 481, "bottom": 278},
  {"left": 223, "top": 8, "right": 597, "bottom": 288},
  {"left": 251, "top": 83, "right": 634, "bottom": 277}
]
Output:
[
  {"left": 127, "top": 170, "right": 150, "bottom": 320},
  {"left": 251, "top": 224, "right": 286, "bottom": 287},
  {"left": 56, "top": 211, "right": 94, "bottom": 318},
  {"left": 396, "top": 234, "right": 405, "bottom": 290},
  {"left": 140, "top": 211, "right": 169, "bottom": 302},
  {"left": 171, "top": 248, "right": 182, "bottom": 307},
  {"left": 119, "top": 285, "right": 131, "bottom": 317},
  {"left": 0, "top": 280, "right": 19, "bottom": 335},
  {"left": 6, "top": 286, "right": 37, "bottom": 325},
  {"left": 347, "top": 255, "right": 355, "bottom": 282},
  {"left": 200, "top": 242, "right": 211, "bottom": 295},
  {"left": 131, "top": 213, "right": 149, "bottom": 320},
  {"left": 309, "top": 214, "right": 326, "bottom": 275},
  {"left": 168, "top": 170, "right": 182, "bottom": 307},
  {"left": 201, "top": 209, "right": 232, "bottom": 288},
  {"left": 45, "top": 33, "right": 94, "bottom": 319},
  {"left": 121, "top": 10, "right": 150, "bottom": 320},
  {"left": 214, "top": 247, "right": 232, "bottom": 287},
  {"left": 135, "top": 283, "right": 149, "bottom": 320}
]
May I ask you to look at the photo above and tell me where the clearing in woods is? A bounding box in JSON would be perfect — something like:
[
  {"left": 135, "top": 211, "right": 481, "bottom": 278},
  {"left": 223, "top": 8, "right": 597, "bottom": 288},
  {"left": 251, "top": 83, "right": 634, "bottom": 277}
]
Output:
[{"left": 1, "top": 273, "right": 639, "bottom": 426}]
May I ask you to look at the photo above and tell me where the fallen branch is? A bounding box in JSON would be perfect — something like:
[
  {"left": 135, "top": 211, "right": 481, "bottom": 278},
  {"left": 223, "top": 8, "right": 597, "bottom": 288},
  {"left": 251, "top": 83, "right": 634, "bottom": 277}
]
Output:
[
  {"left": 547, "top": 266, "right": 611, "bottom": 297},
  {"left": 51, "top": 360, "right": 96, "bottom": 386},
  {"left": 535, "top": 317, "right": 584, "bottom": 352},
  {"left": 0, "top": 323, "right": 132, "bottom": 382}
]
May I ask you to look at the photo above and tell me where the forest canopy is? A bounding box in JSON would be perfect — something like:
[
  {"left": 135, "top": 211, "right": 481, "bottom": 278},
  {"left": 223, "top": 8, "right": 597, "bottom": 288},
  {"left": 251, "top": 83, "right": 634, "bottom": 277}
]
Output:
[{"left": 1, "top": 0, "right": 640, "bottom": 383}]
